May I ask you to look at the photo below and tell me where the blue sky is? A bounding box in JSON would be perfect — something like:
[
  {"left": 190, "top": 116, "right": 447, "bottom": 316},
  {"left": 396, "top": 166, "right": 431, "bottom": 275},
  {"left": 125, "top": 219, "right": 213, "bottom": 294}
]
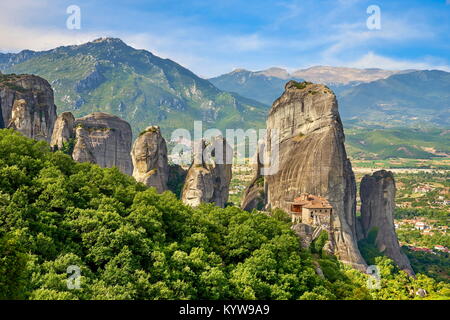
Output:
[{"left": 0, "top": 0, "right": 449, "bottom": 77}]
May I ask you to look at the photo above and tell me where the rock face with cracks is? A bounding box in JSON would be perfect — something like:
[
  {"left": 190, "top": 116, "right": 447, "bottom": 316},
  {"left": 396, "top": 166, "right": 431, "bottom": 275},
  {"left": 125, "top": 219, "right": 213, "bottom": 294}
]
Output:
[
  {"left": 0, "top": 74, "right": 57, "bottom": 142},
  {"left": 71, "top": 112, "right": 133, "bottom": 175},
  {"left": 241, "top": 142, "right": 266, "bottom": 211},
  {"left": 131, "top": 126, "right": 169, "bottom": 193},
  {"left": 264, "top": 80, "right": 367, "bottom": 270},
  {"left": 50, "top": 112, "right": 75, "bottom": 150},
  {"left": 182, "top": 137, "right": 232, "bottom": 208},
  {"left": 359, "top": 170, "right": 414, "bottom": 275}
]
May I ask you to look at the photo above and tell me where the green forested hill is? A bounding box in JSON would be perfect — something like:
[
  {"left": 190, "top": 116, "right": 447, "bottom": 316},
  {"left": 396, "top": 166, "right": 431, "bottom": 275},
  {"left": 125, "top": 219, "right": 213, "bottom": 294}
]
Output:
[
  {"left": 209, "top": 69, "right": 302, "bottom": 105},
  {"left": 1, "top": 129, "right": 449, "bottom": 300},
  {"left": 211, "top": 69, "right": 450, "bottom": 128},
  {"left": 345, "top": 127, "right": 450, "bottom": 159},
  {"left": 3, "top": 40, "right": 449, "bottom": 160},
  {"left": 338, "top": 70, "right": 450, "bottom": 127},
  {"left": 1, "top": 38, "right": 268, "bottom": 137}
]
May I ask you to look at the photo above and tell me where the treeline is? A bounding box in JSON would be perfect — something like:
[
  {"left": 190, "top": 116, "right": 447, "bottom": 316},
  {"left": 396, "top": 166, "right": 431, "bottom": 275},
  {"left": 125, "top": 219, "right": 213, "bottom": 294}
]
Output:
[
  {"left": 397, "top": 229, "right": 450, "bottom": 248},
  {"left": 405, "top": 250, "right": 450, "bottom": 284},
  {"left": 0, "top": 129, "right": 449, "bottom": 300},
  {"left": 394, "top": 208, "right": 449, "bottom": 221}
]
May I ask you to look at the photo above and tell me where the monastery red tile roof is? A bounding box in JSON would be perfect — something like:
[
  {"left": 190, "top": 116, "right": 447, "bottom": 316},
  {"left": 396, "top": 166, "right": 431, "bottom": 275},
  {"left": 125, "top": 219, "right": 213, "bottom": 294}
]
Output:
[{"left": 293, "top": 193, "right": 332, "bottom": 209}]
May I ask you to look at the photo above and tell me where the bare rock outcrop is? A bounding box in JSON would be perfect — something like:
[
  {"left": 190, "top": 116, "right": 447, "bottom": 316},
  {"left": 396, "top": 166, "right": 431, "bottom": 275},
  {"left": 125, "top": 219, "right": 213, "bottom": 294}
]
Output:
[
  {"left": 50, "top": 112, "right": 75, "bottom": 150},
  {"left": 241, "top": 143, "right": 265, "bottom": 211},
  {"left": 131, "top": 126, "right": 169, "bottom": 193},
  {"left": 241, "top": 177, "right": 265, "bottom": 211},
  {"left": 182, "top": 137, "right": 232, "bottom": 207},
  {"left": 264, "top": 80, "right": 367, "bottom": 270},
  {"left": 167, "top": 163, "right": 188, "bottom": 198},
  {"left": 359, "top": 170, "right": 414, "bottom": 275},
  {"left": 292, "top": 223, "right": 314, "bottom": 249},
  {"left": 72, "top": 112, "right": 133, "bottom": 175},
  {"left": 0, "top": 74, "right": 57, "bottom": 142}
]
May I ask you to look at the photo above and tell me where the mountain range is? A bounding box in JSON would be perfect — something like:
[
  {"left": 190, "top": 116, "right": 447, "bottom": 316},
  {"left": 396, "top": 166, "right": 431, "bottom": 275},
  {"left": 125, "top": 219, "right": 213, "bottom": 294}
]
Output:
[
  {"left": 0, "top": 38, "right": 267, "bottom": 138},
  {"left": 1, "top": 38, "right": 449, "bottom": 159},
  {"left": 209, "top": 66, "right": 409, "bottom": 105},
  {"left": 339, "top": 70, "right": 450, "bottom": 127},
  {"left": 292, "top": 66, "right": 416, "bottom": 85},
  {"left": 210, "top": 67, "right": 450, "bottom": 127},
  {"left": 208, "top": 68, "right": 302, "bottom": 106}
]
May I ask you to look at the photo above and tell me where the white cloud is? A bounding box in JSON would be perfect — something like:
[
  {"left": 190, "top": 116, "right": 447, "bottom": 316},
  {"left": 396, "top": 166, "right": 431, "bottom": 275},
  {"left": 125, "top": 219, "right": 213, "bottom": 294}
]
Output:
[
  {"left": 346, "top": 52, "right": 450, "bottom": 71},
  {"left": 218, "top": 34, "right": 270, "bottom": 52},
  {"left": 266, "top": 1, "right": 304, "bottom": 31},
  {"left": 0, "top": 0, "right": 105, "bottom": 52},
  {"left": 0, "top": 25, "right": 106, "bottom": 53},
  {"left": 321, "top": 17, "right": 434, "bottom": 60},
  {"left": 0, "top": 1, "right": 448, "bottom": 78}
]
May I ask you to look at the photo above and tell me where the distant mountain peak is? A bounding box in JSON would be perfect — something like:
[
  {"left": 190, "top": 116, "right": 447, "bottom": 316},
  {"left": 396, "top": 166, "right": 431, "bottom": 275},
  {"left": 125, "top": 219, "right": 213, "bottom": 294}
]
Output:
[
  {"left": 256, "top": 67, "right": 290, "bottom": 79},
  {"left": 216, "top": 65, "right": 411, "bottom": 85},
  {"left": 291, "top": 66, "right": 403, "bottom": 85},
  {"left": 2, "top": 38, "right": 268, "bottom": 138},
  {"left": 231, "top": 68, "right": 249, "bottom": 73},
  {"left": 228, "top": 67, "right": 290, "bottom": 79},
  {"left": 91, "top": 37, "right": 125, "bottom": 44}
]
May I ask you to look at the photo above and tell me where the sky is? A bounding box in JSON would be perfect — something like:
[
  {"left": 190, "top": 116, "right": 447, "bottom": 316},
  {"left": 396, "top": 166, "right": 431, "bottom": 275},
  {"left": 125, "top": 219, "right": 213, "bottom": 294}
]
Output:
[{"left": 0, "top": 0, "right": 449, "bottom": 77}]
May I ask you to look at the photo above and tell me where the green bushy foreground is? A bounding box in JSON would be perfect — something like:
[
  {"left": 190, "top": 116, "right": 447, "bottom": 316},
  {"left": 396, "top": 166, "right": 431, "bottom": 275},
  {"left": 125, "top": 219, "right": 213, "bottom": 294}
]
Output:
[{"left": 0, "top": 129, "right": 448, "bottom": 300}]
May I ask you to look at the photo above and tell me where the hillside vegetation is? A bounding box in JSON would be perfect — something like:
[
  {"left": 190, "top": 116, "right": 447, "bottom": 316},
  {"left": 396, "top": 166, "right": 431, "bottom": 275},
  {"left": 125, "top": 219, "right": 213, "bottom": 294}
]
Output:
[
  {"left": 3, "top": 40, "right": 449, "bottom": 161},
  {"left": 2, "top": 38, "right": 267, "bottom": 138},
  {"left": 1, "top": 129, "right": 449, "bottom": 300},
  {"left": 209, "top": 69, "right": 301, "bottom": 105},
  {"left": 345, "top": 127, "right": 450, "bottom": 159},
  {"left": 211, "top": 69, "right": 450, "bottom": 128},
  {"left": 339, "top": 70, "right": 450, "bottom": 127}
]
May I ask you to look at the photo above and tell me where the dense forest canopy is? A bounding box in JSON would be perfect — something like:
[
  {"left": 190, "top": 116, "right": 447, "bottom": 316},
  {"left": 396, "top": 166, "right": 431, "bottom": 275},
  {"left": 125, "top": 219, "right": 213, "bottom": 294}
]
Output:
[{"left": 0, "top": 129, "right": 448, "bottom": 300}]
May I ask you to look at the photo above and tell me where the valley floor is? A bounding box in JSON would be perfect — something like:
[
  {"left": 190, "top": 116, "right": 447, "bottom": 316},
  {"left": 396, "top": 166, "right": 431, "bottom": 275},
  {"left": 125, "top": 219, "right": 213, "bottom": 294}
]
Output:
[{"left": 230, "top": 156, "right": 450, "bottom": 283}]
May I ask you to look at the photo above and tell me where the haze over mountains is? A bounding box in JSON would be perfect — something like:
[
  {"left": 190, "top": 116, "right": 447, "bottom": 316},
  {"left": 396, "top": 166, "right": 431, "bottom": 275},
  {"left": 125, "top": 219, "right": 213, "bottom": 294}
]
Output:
[
  {"left": 208, "top": 68, "right": 300, "bottom": 107},
  {"left": 209, "top": 66, "right": 409, "bottom": 105},
  {"left": 210, "top": 67, "right": 450, "bottom": 127},
  {"left": 339, "top": 70, "right": 450, "bottom": 127},
  {"left": 1, "top": 38, "right": 449, "bottom": 159},
  {"left": 292, "top": 66, "right": 409, "bottom": 85},
  {"left": 215, "top": 66, "right": 405, "bottom": 84}
]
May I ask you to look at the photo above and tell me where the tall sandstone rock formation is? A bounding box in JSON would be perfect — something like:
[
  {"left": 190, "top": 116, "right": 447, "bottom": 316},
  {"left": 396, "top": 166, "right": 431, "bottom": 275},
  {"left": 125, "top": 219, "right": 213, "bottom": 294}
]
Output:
[
  {"left": 131, "top": 126, "right": 169, "bottom": 193},
  {"left": 264, "top": 81, "right": 366, "bottom": 270},
  {"left": 359, "top": 170, "right": 414, "bottom": 275},
  {"left": 61, "top": 112, "right": 134, "bottom": 175},
  {"left": 0, "top": 74, "right": 57, "bottom": 142},
  {"left": 51, "top": 111, "right": 133, "bottom": 175},
  {"left": 182, "top": 137, "right": 232, "bottom": 207},
  {"left": 241, "top": 142, "right": 266, "bottom": 211},
  {"left": 50, "top": 112, "right": 75, "bottom": 149}
]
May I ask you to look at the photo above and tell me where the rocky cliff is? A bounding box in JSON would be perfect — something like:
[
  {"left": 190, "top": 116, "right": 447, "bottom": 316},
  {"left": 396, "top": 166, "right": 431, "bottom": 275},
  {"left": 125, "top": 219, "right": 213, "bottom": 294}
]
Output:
[
  {"left": 241, "top": 176, "right": 265, "bottom": 211},
  {"left": 264, "top": 80, "right": 366, "bottom": 270},
  {"left": 71, "top": 112, "right": 133, "bottom": 175},
  {"left": 359, "top": 170, "right": 414, "bottom": 274},
  {"left": 182, "top": 137, "right": 232, "bottom": 207},
  {"left": 167, "top": 163, "right": 188, "bottom": 198},
  {"left": 2, "top": 38, "right": 268, "bottom": 137},
  {"left": 241, "top": 142, "right": 266, "bottom": 211},
  {"left": 50, "top": 112, "right": 75, "bottom": 150},
  {"left": 131, "top": 126, "right": 169, "bottom": 193},
  {"left": 0, "top": 73, "right": 56, "bottom": 142}
]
